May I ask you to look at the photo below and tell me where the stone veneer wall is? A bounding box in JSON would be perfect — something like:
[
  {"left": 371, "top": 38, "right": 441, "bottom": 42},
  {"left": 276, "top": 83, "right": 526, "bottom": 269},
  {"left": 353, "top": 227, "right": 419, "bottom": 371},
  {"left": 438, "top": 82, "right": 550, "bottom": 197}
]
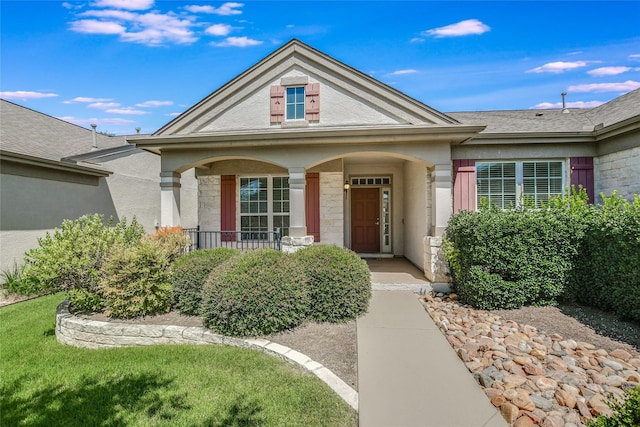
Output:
[
  {"left": 319, "top": 172, "right": 344, "bottom": 246},
  {"left": 595, "top": 146, "right": 640, "bottom": 201},
  {"left": 197, "top": 175, "right": 220, "bottom": 231},
  {"left": 55, "top": 300, "right": 358, "bottom": 410}
]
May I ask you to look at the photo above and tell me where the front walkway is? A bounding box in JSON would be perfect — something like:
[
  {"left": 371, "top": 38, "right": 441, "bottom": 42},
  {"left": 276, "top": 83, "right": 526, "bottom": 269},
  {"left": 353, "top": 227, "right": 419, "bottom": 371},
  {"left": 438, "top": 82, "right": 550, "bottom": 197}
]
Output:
[{"left": 357, "top": 259, "right": 507, "bottom": 426}]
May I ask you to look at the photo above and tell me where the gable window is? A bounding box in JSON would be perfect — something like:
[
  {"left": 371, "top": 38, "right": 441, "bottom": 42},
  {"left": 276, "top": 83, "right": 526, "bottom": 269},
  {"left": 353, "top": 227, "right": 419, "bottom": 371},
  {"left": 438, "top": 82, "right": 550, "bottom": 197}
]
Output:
[
  {"left": 286, "top": 87, "right": 305, "bottom": 120},
  {"left": 240, "top": 176, "right": 289, "bottom": 238},
  {"left": 476, "top": 161, "right": 564, "bottom": 209}
]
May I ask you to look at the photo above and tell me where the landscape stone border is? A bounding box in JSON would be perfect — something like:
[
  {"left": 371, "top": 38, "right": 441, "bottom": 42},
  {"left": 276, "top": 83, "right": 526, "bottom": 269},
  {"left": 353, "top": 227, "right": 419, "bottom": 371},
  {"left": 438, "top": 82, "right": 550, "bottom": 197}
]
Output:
[{"left": 55, "top": 300, "right": 358, "bottom": 411}]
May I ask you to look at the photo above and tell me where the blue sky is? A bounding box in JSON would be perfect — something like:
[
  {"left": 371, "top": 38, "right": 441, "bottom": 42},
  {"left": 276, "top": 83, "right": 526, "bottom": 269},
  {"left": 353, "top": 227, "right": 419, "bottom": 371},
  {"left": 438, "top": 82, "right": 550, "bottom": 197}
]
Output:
[{"left": 2, "top": 1, "right": 639, "bottom": 135}]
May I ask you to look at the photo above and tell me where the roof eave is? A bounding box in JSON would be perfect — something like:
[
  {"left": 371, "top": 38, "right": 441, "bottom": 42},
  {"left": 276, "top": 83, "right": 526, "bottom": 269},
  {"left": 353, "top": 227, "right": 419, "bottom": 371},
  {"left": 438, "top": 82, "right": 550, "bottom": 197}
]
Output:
[{"left": 0, "top": 150, "right": 113, "bottom": 177}]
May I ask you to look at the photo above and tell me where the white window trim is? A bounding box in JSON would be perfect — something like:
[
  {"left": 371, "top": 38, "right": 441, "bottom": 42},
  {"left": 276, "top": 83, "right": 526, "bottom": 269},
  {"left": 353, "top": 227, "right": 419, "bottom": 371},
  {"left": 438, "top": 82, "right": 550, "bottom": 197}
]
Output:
[
  {"left": 476, "top": 159, "right": 567, "bottom": 208},
  {"left": 238, "top": 175, "right": 290, "bottom": 236}
]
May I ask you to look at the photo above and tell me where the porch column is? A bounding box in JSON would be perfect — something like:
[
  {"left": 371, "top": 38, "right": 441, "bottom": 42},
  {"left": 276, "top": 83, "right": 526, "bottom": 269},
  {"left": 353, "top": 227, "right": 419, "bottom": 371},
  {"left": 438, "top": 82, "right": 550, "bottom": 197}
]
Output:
[
  {"left": 288, "top": 167, "right": 307, "bottom": 237},
  {"left": 425, "top": 164, "right": 452, "bottom": 284},
  {"left": 160, "top": 171, "right": 181, "bottom": 227},
  {"left": 282, "top": 167, "right": 313, "bottom": 253},
  {"left": 431, "top": 164, "right": 452, "bottom": 236}
]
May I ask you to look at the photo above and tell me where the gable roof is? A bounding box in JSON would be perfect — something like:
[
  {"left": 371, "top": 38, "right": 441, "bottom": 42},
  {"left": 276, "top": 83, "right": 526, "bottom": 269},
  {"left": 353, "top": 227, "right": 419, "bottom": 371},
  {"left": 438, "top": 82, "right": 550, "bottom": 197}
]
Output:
[
  {"left": 0, "top": 99, "right": 128, "bottom": 161},
  {"left": 155, "top": 39, "right": 461, "bottom": 136}
]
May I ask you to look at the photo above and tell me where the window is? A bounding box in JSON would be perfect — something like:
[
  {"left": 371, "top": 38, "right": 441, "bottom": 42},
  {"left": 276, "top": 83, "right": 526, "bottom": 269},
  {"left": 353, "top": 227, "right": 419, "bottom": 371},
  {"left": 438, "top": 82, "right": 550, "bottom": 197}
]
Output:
[
  {"left": 240, "top": 176, "right": 289, "bottom": 238},
  {"left": 477, "top": 161, "right": 564, "bottom": 209},
  {"left": 286, "top": 87, "right": 305, "bottom": 120}
]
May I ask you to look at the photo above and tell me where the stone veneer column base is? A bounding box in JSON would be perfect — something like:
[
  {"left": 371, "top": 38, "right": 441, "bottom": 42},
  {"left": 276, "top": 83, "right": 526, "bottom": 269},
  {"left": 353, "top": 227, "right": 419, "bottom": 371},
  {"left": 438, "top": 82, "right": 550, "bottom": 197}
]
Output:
[
  {"left": 424, "top": 236, "right": 451, "bottom": 288},
  {"left": 281, "top": 235, "right": 314, "bottom": 254}
]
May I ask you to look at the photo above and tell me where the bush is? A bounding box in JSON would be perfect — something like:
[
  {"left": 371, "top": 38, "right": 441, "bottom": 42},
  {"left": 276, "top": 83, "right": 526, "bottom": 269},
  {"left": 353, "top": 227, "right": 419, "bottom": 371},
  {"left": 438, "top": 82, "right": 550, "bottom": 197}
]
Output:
[
  {"left": 0, "top": 261, "right": 25, "bottom": 295},
  {"left": 295, "top": 245, "right": 371, "bottom": 322},
  {"left": 444, "top": 201, "right": 582, "bottom": 310},
  {"left": 200, "top": 249, "right": 308, "bottom": 336},
  {"left": 20, "top": 215, "right": 144, "bottom": 297},
  {"left": 100, "top": 239, "right": 173, "bottom": 319},
  {"left": 568, "top": 193, "right": 640, "bottom": 321},
  {"left": 171, "top": 248, "right": 239, "bottom": 315},
  {"left": 147, "top": 226, "right": 191, "bottom": 264},
  {"left": 588, "top": 387, "right": 640, "bottom": 427}
]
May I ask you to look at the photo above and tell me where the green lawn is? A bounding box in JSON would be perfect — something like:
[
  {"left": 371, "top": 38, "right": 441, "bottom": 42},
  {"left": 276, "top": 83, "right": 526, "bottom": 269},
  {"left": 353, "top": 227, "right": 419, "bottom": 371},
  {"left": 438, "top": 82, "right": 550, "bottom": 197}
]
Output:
[{"left": 0, "top": 294, "right": 357, "bottom": 426}]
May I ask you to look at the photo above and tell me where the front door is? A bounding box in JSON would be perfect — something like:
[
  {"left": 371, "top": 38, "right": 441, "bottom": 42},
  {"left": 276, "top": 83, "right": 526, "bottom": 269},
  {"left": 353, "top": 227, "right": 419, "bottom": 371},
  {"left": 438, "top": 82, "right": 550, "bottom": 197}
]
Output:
[{"left": 351, "top": 188, "right": 380, "bottom": 253}]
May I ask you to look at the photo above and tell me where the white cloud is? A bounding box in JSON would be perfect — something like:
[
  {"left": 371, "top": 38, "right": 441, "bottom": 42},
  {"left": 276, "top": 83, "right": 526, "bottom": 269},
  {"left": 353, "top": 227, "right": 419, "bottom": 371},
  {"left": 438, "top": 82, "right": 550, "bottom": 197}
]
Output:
[
  {"left": 567, "top": 80, "right": 640, "bottom": 93},
  {"left": 92, "top": 0, "right": 154, "bottom": 10},
  {"left": 88, "top": 102, "right": 121, "bottom": 109},
  {"left": 62, "top": 2, "right": 84, "bottom": 10},
  {"left": 166, "top": 112, "right": 181, "bottom": 117},
  {"left": 64, "top": 96, "right": 113, "bottom": 104},
  {"left": 205, "top": 24, "right": 232, "bottom": 36},
  {"left": 423, "top": 19, "right": 490, "bottom": 38},
  {"left": 212, "top": 36, "right": 262, "bottom": 47},
  {"left": 410, "top": 37, "right": 425, "bottom": 43},
  {"left": 58, "top": 116, "right": 135, "bottom": 127},
  {"left": 69, "top": 19, "right": 125, "bottom": 34},
  {"left": 136, "top": 100, "right": 173, "bottom": 107},
  {"left": 533, "top": 100, "right": 605, "bottom": 109},
  {"left": 184, "top": 2, "right": 244, "bottom": 15},
  {"left": 0, "top": 91, "right": 59, "bottom": 100},
  {"left": 628, "top": 54, "right": 640, "bottom": 60},
  {"left": 105, "top": 107, "right": 149, "bottom": 115},
  {"left": 528, "top": 61, "right": 589, "bottom": 73},
  {"left": 389, "top": 69, "right": 418, "bottom": 76},
  {"left": 588, "top": 66, "right": 631, "bottom": 76}
]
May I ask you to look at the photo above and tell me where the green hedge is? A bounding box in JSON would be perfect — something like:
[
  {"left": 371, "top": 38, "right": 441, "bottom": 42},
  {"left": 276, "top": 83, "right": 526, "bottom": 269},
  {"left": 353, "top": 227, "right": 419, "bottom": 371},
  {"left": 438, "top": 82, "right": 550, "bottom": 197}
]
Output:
[
  {"left": 568, "top": 193, "right": 640, "bottom": 321},
  {"left": 200, "top": 249, "right": 309, "bottom": 336},
  {"left": 444, "top": 190, "right": 640, "bottom": 321},
  {"left": 295, "top": 244, "right": 371, "bottom": 322},
  {"left": 171, "top": 248, "right": 239, "bottom": 316}
]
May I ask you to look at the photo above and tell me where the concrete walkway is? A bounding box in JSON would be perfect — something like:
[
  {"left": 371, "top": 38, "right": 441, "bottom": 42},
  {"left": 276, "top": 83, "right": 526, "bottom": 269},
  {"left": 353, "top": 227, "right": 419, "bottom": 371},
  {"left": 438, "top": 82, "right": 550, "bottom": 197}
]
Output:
[{"left": 357, "top": 287, "right": 507, "bottom": 426}]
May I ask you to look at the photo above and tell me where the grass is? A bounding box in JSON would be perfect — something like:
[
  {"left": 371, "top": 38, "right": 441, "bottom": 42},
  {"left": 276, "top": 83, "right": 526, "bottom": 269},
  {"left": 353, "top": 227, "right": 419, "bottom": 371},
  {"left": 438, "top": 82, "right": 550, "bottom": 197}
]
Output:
[{"left": 1, "top": 294, "right": 357, "bottom": 426}]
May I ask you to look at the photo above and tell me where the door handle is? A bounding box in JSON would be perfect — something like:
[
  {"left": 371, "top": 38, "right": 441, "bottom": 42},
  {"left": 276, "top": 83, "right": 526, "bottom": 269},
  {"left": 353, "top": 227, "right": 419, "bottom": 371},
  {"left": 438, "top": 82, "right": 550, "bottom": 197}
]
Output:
[{"left": 375, "top": 218, "right": 380, "bottom": 225}]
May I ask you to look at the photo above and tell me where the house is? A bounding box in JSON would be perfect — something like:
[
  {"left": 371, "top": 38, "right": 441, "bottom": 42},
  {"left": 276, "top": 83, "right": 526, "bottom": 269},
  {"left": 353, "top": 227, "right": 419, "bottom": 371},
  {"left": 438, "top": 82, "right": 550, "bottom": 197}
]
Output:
[
  {"left": 0, "top": 99, "right": 198, "bottom": 270},
  {"left": 129, "top": 39, "right": 640, "bottom": 283}
]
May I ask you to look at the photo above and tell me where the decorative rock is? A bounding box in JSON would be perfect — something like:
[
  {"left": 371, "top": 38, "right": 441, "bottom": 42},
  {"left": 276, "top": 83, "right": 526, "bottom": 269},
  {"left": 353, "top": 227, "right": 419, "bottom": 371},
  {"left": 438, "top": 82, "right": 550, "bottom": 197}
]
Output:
[
  {"left": 559, "top": 339, "right": 578, "bottom": 350},
  {"left": 491, "top": 394, "right": 507, "bottom": 407},
  {"left": 554, "top": 389, "right": 576, "bottom": 409},
  {"left": 512, "top": 389, "right": 536, "bottom": 411},
  {"left": 540, "top": 414, "right": 564, "bottom": 427},
  {"left": 535, "top": 377, "right": 558, "bottom": 391},
  {"left": 588, "top": 394, "right": 614, "bottom": 417},
  {"left": 513, "top": 415, "right": 535, "bottom": 427},
  {"left": 523, "top": 362, "right": 546, "bottom": 376},
  {"left": 530, "top": 347, "right": 547, "bottom": 360},
  {"left": 605, "top": 375, "right": 625, "bottom": 387},
  {"left": 473, "top": 372, "right": 494, "bottom": 388},
  {"left": 576, "top": 400, "right": 592, "bottom": 419},
  {"left": 504, "top": 374, "right": 528, "bottom": 388},
  {"left": 500, "top": 402, "right": 520, "bottom": 424},
  {"left": 530, "top": 394, "right": 554, "bottom": 412},
  {"left": 601, "top": 359, "right": 624, "bottom": 371},
  {"left": 609, "top": 349, "right": 632, "bottom": 362}
]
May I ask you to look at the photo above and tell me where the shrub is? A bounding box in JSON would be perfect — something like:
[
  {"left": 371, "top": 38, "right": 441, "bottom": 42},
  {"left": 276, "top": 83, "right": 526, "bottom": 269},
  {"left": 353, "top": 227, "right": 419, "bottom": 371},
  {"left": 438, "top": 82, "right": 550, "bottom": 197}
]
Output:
[
  {"left": 0, "top": 261, "right": 26, "bottom": 295},
  {"left": 171, "top": 248, "right": 239, "bottom": 316},
  {"left": 294, "top": 245, "right": 371, "bottom": 322},
  {"left": 588, "top": 387, "right": 640, "bottom": 427},
  {"left": 20, "top": 215, "right": 144, "bottom": 297},
  {"left": 444, "top": 202, "right": 582, "bottom": 310},
  {"left": 67, "top": 289, "right": 103, "bottom": 313},
  {"left": 568, "top": 193, "right": 640, "bottom": 321},
  {"left": 147, "top": 226, "right": 191, "bottom": 264},
  {"left": 100, "top": 239, "right": 173, "bottom": 319},
  {"left": 200, "top": 249, "right": 308, "bottom": 336}
]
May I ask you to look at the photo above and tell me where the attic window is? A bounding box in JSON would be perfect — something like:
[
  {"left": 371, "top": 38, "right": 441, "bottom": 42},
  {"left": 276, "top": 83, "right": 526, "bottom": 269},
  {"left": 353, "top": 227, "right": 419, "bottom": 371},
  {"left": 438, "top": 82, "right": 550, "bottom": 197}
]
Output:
[{"left": 286, "top": 87, "right": 305, "bottom": 120}]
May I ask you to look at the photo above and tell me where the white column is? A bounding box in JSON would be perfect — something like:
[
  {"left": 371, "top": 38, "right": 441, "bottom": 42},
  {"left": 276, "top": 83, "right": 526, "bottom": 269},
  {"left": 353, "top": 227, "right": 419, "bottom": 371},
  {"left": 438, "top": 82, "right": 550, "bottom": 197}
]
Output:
[
  {"left": 288, "top": 167, "right": 307, "bottom": 238},
  {"left": 160, "top": 171, "right": 181, "bottom": 227},
  {"left": 431, "top": 164, "right": 452, "bottom": 236}
]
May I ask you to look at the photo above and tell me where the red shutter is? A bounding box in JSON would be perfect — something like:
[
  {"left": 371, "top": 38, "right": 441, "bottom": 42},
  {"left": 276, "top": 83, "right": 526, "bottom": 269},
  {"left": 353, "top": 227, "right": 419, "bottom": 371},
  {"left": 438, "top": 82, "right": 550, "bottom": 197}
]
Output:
[
  {"left": 305, "top": 83, "right": 320, "bottom": 121},
  {"left": 220, "top": 175, "right": 236, "bottom": 241},
  {"left": 453, "top": 160, "right": 476, "bottom": 213},
  {"left": 270, "top": 85, "right": 284, "bottom": 123},
  {"left": 570, "top": 157, "right": 594, "bottom": 204},
  {"left": 305, "top": 172, "right": 320, "bottom": 242}
]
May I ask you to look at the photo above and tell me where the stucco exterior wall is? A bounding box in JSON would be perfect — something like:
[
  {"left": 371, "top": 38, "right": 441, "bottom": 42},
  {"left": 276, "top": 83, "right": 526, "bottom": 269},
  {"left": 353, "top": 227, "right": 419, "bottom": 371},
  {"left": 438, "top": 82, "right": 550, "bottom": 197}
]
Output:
[
  {"left": 403, "top": 161, "right": 430, "bottom": 270},
  {"left": 595, "top": 145, "right": 640, "bottom": 201},
  {"left": 319, "top": 172, "right": 344, "bottom": 246},
  {"left": 198, "top": 68, "right": 404, "bottom": 133}
]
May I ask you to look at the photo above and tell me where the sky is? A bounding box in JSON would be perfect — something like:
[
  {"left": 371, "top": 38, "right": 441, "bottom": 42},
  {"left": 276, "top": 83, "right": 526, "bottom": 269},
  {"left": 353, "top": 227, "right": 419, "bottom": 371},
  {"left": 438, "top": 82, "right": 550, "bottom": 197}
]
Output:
[{"left": 1, "top": 0, "right": 639, "bottom": 136}]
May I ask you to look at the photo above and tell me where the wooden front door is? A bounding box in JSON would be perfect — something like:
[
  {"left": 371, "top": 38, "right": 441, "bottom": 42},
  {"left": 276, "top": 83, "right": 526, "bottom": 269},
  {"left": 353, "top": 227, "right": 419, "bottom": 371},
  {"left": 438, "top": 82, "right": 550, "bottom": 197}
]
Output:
[{"left": 351, "top": 188, "right": 380, "bottom": 253}]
